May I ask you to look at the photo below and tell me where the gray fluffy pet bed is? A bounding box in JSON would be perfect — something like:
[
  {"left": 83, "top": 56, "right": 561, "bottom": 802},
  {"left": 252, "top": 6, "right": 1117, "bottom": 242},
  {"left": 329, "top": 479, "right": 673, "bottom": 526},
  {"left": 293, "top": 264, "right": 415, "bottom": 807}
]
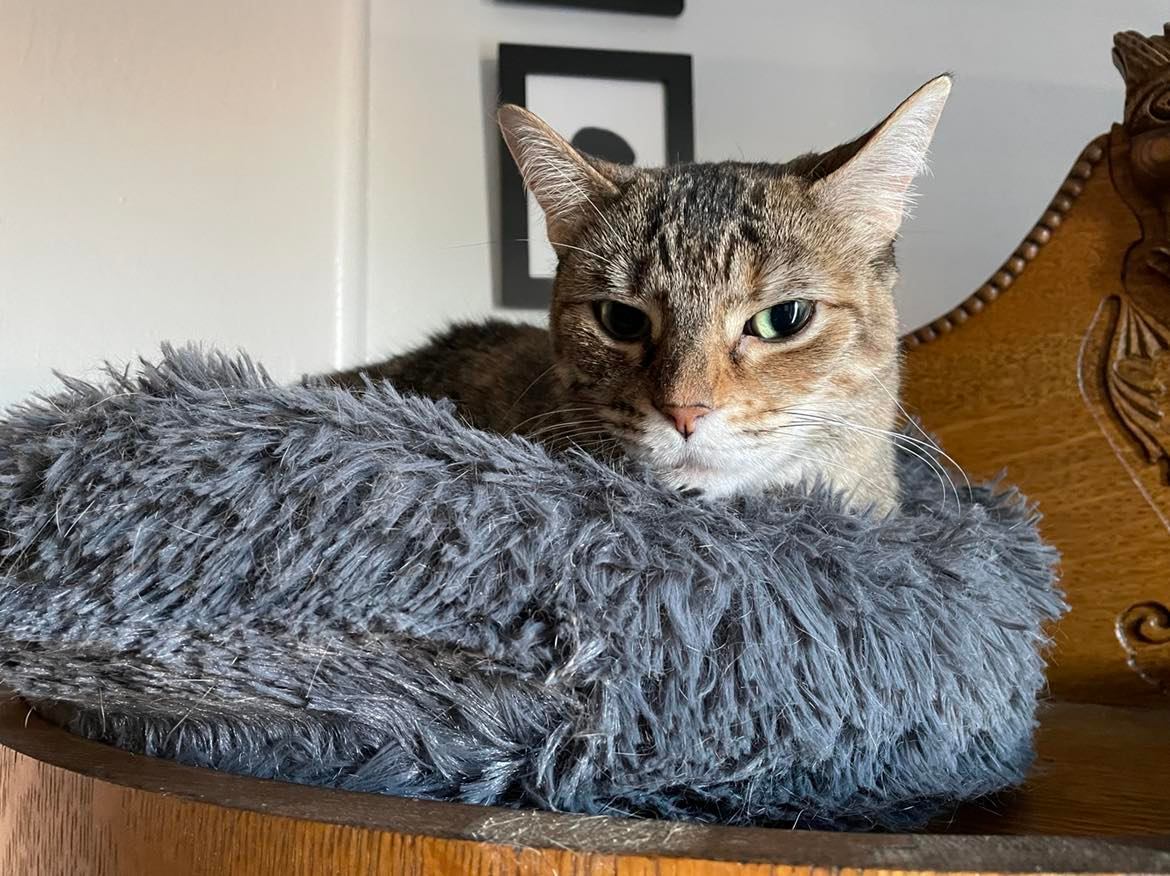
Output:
[{"left": 0, "top": 347, "right": 1063, "bottom": 830}]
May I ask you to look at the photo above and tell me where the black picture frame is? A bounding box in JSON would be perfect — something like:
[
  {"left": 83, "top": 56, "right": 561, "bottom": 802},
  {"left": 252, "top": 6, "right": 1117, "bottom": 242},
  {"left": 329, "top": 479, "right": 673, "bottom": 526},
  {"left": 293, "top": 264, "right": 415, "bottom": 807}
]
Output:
[
  {"left": 497, "top": 43, "right": 694, "bottom": 309},
  {"left": 503, "top": 0, "right": 683, "bottom": 15}
]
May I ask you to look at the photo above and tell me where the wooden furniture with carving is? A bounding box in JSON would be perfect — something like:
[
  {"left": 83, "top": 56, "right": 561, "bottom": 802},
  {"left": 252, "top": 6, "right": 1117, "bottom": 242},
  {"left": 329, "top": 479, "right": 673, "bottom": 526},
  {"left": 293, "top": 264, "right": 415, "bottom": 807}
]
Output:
[{"left": 3, "top": 23, "right": 1170, "bottom": 876}]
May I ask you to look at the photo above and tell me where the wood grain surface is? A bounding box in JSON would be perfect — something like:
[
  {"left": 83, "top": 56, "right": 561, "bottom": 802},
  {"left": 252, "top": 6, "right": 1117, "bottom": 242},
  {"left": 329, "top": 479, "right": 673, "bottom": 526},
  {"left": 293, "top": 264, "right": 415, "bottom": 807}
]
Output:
[{"left": 1, "top": 695, "right": 1168, "bottom": 875}]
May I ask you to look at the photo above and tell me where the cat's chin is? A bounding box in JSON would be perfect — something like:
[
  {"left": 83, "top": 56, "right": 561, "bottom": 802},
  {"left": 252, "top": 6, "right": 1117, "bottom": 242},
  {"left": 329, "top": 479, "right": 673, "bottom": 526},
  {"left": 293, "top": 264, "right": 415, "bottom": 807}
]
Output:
[
  {"left": 626, "top": 437, "right": 795, "bottom": 499},
  {"left": 653, "top": 462, "right": 773, "bottom": 500},
  {"left": 623, "top": 423, "right": 890, "bottom": 505},
  {"left": 660, "top": 465, "right": 898, "bottom": 515}
]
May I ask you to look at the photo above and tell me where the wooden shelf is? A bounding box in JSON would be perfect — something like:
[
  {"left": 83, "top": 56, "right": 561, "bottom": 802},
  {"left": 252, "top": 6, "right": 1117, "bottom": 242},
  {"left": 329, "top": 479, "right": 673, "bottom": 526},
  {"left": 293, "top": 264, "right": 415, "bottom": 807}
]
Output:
[{"left": 2, "top": 695, "right": 1168, "bottom": 874}]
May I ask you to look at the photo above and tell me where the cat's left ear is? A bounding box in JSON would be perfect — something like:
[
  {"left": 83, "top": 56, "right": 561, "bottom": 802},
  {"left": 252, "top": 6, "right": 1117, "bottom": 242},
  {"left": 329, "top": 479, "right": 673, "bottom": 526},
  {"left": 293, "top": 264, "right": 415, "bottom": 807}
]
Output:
[
  {"left": 812, "top": 75, "right": 952, "bottom": 243},
  {"left": 498, "top": 104, "right": 621, "bottom": 245}
]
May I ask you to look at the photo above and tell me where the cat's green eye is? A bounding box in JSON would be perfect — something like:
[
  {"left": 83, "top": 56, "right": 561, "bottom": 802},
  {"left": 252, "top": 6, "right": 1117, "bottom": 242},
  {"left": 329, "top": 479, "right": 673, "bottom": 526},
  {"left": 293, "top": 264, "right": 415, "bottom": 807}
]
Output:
[
  {"left": 594, "top": 300, "right": 650, "bottom": 341},
  {"left": 745, "top": 300, "right": 814, "bottom": 341}
]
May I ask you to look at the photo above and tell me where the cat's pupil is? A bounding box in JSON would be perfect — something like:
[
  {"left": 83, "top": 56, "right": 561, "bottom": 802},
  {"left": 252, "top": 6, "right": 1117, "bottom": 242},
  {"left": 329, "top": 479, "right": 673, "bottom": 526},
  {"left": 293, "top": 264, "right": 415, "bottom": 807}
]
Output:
[
  {"left": 595, "top": 300, "right": 649, "bottom": 341},
  {"left": 746, "top": 300, "right": 813, "bottom": 340}
]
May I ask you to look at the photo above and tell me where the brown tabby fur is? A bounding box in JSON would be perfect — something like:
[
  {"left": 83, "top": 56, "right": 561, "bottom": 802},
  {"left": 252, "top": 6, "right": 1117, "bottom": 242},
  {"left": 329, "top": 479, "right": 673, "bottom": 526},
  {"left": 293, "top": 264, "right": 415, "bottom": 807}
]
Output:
[{"left": 329, "top": 78, "right": 952, "bottom": 513}]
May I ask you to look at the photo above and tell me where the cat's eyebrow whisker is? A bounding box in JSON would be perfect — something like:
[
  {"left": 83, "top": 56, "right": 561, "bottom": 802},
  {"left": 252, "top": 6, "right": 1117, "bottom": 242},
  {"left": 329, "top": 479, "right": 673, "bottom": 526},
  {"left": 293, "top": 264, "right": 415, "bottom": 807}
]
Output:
[
  {"left": 543, "top": 241, "right": 622, "bottom": 272},
  {"left": 435, "top": 235, "right": 621, "bottom": 274}
]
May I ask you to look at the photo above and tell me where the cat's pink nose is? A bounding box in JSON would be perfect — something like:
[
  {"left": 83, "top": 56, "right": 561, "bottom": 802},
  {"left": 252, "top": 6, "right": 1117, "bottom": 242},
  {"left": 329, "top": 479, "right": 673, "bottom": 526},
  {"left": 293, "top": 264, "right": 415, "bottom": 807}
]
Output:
[{"left": 658, "top": 404, "right": 711, "bottom": 439}]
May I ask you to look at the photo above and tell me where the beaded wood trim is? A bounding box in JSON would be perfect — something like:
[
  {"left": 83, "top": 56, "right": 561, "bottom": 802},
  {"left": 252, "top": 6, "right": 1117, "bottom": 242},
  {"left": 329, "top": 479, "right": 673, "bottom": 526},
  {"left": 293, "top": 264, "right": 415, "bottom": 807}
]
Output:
[{"left": 903, "top": 136, "right": 1109, "bottom": 348}]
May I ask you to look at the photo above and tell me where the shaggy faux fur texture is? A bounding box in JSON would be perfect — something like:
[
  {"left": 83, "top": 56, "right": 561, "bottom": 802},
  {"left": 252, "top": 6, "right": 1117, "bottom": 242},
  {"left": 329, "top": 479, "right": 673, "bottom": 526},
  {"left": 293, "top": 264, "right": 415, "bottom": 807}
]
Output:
[{"left": 0, "top": 347, "right": 1063, "bottom": 830}]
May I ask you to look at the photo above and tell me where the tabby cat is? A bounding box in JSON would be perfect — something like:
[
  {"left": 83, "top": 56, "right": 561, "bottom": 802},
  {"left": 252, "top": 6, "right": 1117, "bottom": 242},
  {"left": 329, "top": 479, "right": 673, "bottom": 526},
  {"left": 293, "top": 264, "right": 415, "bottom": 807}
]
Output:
[{"left": 330, "top": 76, "right": 952, "bottom": 513}]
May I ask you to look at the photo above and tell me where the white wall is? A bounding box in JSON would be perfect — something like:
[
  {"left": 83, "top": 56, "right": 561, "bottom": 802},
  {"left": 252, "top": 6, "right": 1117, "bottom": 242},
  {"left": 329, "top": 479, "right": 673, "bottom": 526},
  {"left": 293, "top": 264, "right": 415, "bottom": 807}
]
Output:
[
  {"left": 0, "top": 0, "right": 366, "bottom": 406},
  {"left": 2, "top": 0, "right": 1165, "bottom": 407}
]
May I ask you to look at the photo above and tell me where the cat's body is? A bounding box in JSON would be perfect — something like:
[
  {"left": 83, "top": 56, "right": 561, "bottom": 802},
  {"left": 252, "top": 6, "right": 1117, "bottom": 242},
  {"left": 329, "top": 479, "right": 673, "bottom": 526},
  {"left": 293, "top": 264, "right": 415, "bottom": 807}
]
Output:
[
  {"left": 330, "top": 78, "right": 953, "bottom": 513},
  {"left": 330, "top": 320, "right": 559, "bottom": 436}
]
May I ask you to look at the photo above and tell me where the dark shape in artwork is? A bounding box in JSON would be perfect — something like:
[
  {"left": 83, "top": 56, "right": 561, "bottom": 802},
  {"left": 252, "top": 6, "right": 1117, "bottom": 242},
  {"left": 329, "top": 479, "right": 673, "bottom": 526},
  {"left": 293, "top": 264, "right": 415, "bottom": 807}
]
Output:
[{"left": 571, "top": 127, "right": 636, "bottom": 165}]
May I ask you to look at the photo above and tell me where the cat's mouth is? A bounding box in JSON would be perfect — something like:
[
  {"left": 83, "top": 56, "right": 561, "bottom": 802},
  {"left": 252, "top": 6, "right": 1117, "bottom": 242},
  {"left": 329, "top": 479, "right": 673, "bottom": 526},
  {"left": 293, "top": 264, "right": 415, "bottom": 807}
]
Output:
[
  {"left": 623, "top": 431, "right": 754, "bottom": 496},
  {"left": 614, "top": 410, "right": 807, "bottom": 498}
]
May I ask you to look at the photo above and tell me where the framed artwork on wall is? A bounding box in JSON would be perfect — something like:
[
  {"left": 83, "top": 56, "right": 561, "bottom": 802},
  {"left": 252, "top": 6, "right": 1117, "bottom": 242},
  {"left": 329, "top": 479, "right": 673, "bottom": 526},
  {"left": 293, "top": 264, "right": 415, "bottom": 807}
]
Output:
[
  {"left": 501, "top": 0, "right": 684, "bottom": 15},
  {"left": 497, "top": 43, "right": 694, "bottom": 309}
]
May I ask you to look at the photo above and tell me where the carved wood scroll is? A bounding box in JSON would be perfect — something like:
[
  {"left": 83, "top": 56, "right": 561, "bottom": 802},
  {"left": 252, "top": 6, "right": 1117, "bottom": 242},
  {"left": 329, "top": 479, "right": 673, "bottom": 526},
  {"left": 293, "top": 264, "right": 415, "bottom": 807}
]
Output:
[
  {"left": 1099, "top": 28, "right": 1170, "bottom": 693},
  {"left": 1108, "top": 26, "right": 1170, "bottom": 484},
  {"left": 1082, "top": 27, "right": 1170, "bottom": 694},
  {"left": 1117, "top": 601, "right": 1170, "bottom": 693}
]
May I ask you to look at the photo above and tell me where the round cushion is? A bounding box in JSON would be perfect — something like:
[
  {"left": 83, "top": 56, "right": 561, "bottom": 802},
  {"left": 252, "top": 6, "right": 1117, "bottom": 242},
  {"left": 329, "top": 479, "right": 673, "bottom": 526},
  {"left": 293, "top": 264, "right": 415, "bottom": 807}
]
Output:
[{"left": 0, "top": 346, "right": 1063, "bottom": 830}]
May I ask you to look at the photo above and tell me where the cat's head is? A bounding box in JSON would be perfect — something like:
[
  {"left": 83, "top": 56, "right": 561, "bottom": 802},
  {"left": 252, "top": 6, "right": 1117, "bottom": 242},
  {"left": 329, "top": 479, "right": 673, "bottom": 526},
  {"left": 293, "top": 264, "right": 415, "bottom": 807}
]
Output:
[{"left": 498, "top": 77, "right": 950, "bottom": 502}]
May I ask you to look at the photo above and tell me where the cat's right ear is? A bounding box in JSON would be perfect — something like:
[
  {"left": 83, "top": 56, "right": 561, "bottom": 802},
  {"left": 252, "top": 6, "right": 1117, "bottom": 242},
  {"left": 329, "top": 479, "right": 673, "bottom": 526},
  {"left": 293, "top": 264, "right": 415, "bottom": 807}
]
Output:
[{"left": 498, "top": 104, "right": 620, "bottom": 244}]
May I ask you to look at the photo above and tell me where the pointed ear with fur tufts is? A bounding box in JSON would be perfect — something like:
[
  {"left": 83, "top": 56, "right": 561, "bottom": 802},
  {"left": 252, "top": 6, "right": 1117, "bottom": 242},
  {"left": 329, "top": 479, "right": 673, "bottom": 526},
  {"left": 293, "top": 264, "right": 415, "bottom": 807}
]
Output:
[
  {"left": 497, "top": 104, "right": 620, "bottom": 245},
  {"left": 811, "top": 75, "right": 952, "bottom": 244}
]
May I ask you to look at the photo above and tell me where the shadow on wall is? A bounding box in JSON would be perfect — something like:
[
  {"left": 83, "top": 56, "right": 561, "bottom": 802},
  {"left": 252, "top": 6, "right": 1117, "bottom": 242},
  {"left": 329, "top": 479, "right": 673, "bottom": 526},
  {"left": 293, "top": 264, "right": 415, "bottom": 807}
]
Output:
[{"left": 480, "top": 57, "right": 507, "bottom": 310}]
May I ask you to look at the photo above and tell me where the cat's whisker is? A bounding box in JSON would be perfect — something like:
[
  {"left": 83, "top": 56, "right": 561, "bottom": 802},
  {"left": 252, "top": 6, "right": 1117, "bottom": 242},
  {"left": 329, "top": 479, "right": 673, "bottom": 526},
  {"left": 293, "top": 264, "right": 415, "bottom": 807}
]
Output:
[
  {"left": 510, "top": 407, "right": 595, "bottom": 430},
  {"left": 788, "top": 411, "right": 956, "bottom": 468},
  {"left": 542, "top": 432, "right": 616, "bottom": 451},
  {"left": 790, "top": 416, "right": 957, "bottom": 510},
  {"left": 776, "top": 410, "right": 954, "bottom": 507},
  {"left": 536, "top": 424, "right": 609, "bottom": 439},
  {"left": 569, "top": 433, "right": 622, "bottom": 450},
  {"left": 439, "top": 239, "right": 495, "bottom": 250},
  {"left": 561, "top": 428, "right": 627, "bottom": 446},
  {"left": 546, "top": 429, "right": 617, "bottom": 450},
  {"left": 782, "top": 410, "right": 959, "bottom": 510},
  {"left": 554, "top": 437, "right": 612, "bottom": 450},
  {"left": 863, "top": 370, "right": 974, "bottom": 494},
  {"left": 504, "top": 364, "right": 560, "bottom": 416},
  {"left": 525, "top": 417, "right": 607, "bottom": 441},
  {"left": 510, "top": 405, "right": 598, "bottom": 432},
  {"left": 795, "top": 426, "right": 950, "bottom": 512},
  {"left": 592, "top": 411, "right": 643, "bottom": 433},
  {"left": 524, "top": 415, "right": 602, "bottom": 434},
  {"left": 777, "top": 449, "right": 893, "bottom": 507},
  {"left": 771, "top": 406, "right": 935, "bottom": 456}
]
